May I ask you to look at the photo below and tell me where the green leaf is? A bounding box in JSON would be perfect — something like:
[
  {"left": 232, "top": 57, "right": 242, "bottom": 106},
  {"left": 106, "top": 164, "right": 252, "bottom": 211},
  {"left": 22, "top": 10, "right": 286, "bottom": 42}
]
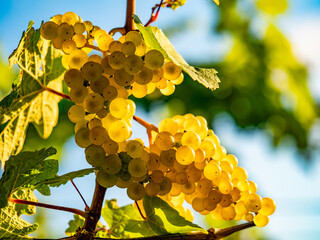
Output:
[
  {"left": 101, "top": 199, "right": 144, "bottom": 238},
  {"left": 0, "top": 147, "right": 58, "bottom": 209},
  {"left": 134, "top": 16, "right": 220, "bottom": 90},
  {"left": 0, "top": 189, "right": 38, "bottom": 239},
  {"left": 164, "top": 0, "right": 187, "bottom": 10},
  {"left": 0, "top": 21, "right": 65, "bottom": 167},
  {"left": 102, "top": 197, "right": 205, "bottom": 238},
  {"left": 36, "top": 168, "right": 96, "bottom": 187},
  {"left": 65, "top": 215, "right": 85, "bottom": 237}
]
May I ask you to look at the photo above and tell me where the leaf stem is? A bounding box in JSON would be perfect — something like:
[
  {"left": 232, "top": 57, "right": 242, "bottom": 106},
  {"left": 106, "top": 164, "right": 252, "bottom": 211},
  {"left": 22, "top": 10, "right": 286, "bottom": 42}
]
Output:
[
  {"left": 43, "top": 86, "right": 71, "bottom": 100},
  {"left": 71, "top": 179, "right": 90, "bottom": 211},
  {"left": 84, "top": 43, "right": 105, "bottom": 53},
  {"left": 134, "top": 201, "right": 147, "bottom": 220},
  {"left": 8, "top": 198, "right": 88, "bottom": 218},
  {"left": 145, "top": 0, "right": 164, "bottom": 27}
]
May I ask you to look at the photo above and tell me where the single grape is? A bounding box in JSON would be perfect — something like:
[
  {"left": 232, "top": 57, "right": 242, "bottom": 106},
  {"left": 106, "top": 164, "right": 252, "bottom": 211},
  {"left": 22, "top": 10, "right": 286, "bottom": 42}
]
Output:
[{"left": 96, "top": 170, "right": 118, "bottom": 188}]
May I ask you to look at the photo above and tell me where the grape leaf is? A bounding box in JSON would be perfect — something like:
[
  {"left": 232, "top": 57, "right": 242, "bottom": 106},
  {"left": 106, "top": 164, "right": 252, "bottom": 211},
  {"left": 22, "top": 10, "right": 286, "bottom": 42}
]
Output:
[
  {"left": 0, "top": 147, "right": 58, "bottom": 209},
  {"left": 134, "top": 15, "right": 220, "bottom": 90},
  {"left": 65, "top": 215, "right": 85, "bottom": 237},
  {"left": 164, "top": 0, "right": 187, "bottom": 10},
  {"left": 102, "top": 197, "right": 205, "bottom": 238},
  {"left": 0, "top": 189, "right": 38, "bottom": 239},
  {"left": 36, "top": 167, "right": 96, "bottom": 187},
  {"left": 0, "top": 21, "right": 65, "bottom": 167}
]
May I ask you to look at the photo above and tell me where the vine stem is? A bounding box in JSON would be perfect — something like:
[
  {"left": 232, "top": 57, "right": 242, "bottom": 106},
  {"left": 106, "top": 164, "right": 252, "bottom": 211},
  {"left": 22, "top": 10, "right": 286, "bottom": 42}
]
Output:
[
  {"left": 8, "top": 198, "right": 88, "bottom": 218},
  {"left": 133, "top": 115, "right": 158, "bottom": 146},
  {"left": 134, "top": 201, "right": 147, "bottom": 220},
  {"left": 43, "top": 86, "right": 71, "bottom": 100},
  {"left": 70, "top": 179, "right": 89, "bottom": 211},
  {"left": 55, "top": 221, "right": 255, "bottom": 240},
  {"left": 145, "top": 0, "right": 164, "bottom": 27}
]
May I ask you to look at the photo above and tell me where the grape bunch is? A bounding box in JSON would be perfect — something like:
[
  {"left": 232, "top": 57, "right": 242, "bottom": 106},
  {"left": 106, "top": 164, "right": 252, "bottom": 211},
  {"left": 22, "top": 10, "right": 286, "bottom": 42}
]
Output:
[
  {"left": 40, "top": 12, "right": 275, "bottom": 228},
  {"left": 146, "top": 114, "right": 276, "bottom": 227}
]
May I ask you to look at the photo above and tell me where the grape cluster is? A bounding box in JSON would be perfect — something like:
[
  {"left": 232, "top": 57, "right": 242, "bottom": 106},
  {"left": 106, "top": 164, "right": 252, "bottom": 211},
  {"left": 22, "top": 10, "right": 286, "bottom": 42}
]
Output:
[
  {"left": 40, "top": 12, "right": 275, "bottom": 228},
  {"left": 145, "top": 114, "right": 276, "bottom": 227}
]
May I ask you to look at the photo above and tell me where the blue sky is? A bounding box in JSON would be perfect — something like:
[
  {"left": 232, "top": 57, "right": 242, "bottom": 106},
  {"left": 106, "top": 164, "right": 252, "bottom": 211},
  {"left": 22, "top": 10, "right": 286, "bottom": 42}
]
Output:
[{"left": 1, "top": 0, "right": 320, "bottom": 239}]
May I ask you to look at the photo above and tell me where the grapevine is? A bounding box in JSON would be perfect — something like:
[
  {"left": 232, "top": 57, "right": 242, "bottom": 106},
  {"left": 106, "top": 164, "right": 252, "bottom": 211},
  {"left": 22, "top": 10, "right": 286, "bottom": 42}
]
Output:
[{"left": 0, "top": 1, "right": 276, "bottom": 239}]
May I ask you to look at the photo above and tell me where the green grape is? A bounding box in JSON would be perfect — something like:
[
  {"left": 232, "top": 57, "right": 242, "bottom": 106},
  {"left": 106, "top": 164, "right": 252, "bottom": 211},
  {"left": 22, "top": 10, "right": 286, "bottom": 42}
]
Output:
[
  {"left": 244, "top": 193, "right": 262, "bottom": 212},
  {"left": 57, "top": 23, "right": 74, "bottom": 40},
  {"left": 74, "top": 119, "right": 88, "bottom": 133},
  {"left": 125, "top": 99, "right": 136, "bottom": 118},
  {"left": 109, "top": 41, "right": 123, "bottom": 53},
  {"left": 68, "top": 104, "right": 85, "bottom": 123},
  {"left": 85, "top": 144, "right": 106, "bottom": 167},
  {"left": 203, "top": 161, "right": 221, "bottom": 180},
  {"left": 150, "top": 170, "right": 164, "bottom": 183},
  {"left": 192, "top": 198, "right": 205, "bottom": 212},
  {"left": 102, "top": 154, "right": 122, "bottom": 174},
  {"left": 97, "top": 108, "right": 108, "bottom": 119},
  {"left": 96, "top": 170, "right": 118, "bottom": 188},
  {"left": 224, "top": 154, "right": 238, "bottom": 168},
  {"left": 88, "top": 54, "right": 102, "bottom": 64},
  {"left": 146, "top": 153, "right": 161, "bottom": 171},
  {"left": 235, "top": 201, "right": 248, "bottom": 216},
  {"left": 116, "top": 177, "right": 132, "bottom": 188},
  {"left": 221, "top": 205, "right": 236, "bottom": 221},
  {"left": 51, "top": 14, "right": 62, "bottom": 24},
  {"left": 83, "top": 20, "right": 93, "bottom": 32},
  {"left": 88, "top": 118, "right": 102, "bottom": 130},
  {"left": 208, "top": 190, "right": 223, "bottom": 204},
  {"left": 89, "top": 126, "right": 108, "bottom": 145},
  {"left": 220, "top": 160, "right": 233, "bottom": 174},
  {"left": 122, "top": 41, "right": 136, "bottom": 55},
  {"left": 175, "top": 172, "right": 188, "bottom": 185},
  {"left": 124, "top": 55, "right": 144, "bottom": 75},
  {"left": 131, "top": 82, "right": 147, "bottom": 98},
  {"left": 176, "top": 145, "right": 195, "bottom": 165},
  {"left": 128, "top": 158, "right": 147, "bottom": 178},
  {"left": 200, "top": 139, "right": 216, "bottom": 158},
  {"left": 97, "top": 33, "right": 114, "bottom": 51},
  {"left": 245, "top": 212, "right": 254, "bottom": 222},
  {"left": 197, "top": 178, "right": 213, "bottom": 196},
  {"left": 64, "top": 68, "right": 84, "bottom": 88},
  {"left": 184, "top": 116, "right": 201, "bottom": 133},
  {"left": 145, "top": 182, "right": 160, "bottom": 197},
  {"left": 159, "top": 149, "right": 176, "bottom": 168},
  {"left": 144, "top": 49, "right": 164, "bottom": 70},
  {"left": 154, "top": 131, "right": 175, "bottom": 151},
  {"left": 254, "top": 213, "right": 269, "bottom": 227},
  {"left": 103, "top": 85, "right": 118, "bottom": 101},
  {"left": 61, "top": 12, "right": 78, "bottom": 25},
  {"left": 125, "top": 31, "right": 143, "bottom": 46},
  {"left": 181, "top": 131, "right": 201, "bottom": 150},
  {"left": 127, "top": 182, "right": 145, "bottom": 201},
  {"left": 203, "top": 197, "right": 217, "bottom": 211},
  {"left": 108, "top": 51, "right": 126, "bottom": 70},
  {"left": 118, "top": 151, "right": 133, "bottom": 163},
  {"left": 163, "top": 62, "right": 181, "bottom": 80},
  {"left": 158, "top": 118, "right": 178, "bottom": 135},
  {"left": 101, "top": 56, "right": 116, "bottom": 75},
  {"left": 90, "top": 75, "right": 109, "bottom": 94},
  {"left": 158, "top": 177, "right": 172, "bottom": 195},
  {"left": 219, "top": 194, "right": 233, "bottom": 207},
  {"left": 169, "top": 182, "right": 182, "bottom": 196},
  {"left": 52, "top": 37, "right": 63, "bottom": 49},
  {"left": 102, "top": 140, "right": 119, "bottom": 154},
  {"left": 114, "top": 69, "right": 134, "bottom": 86},
  {"left": 194, "top": 148, "right": 205, "bottom": 163},
  {"left": 134, "top": 66, "right": 153, "bottom": 85},
  {"left": 160, "top": 81, "right": 175, "bottom": 96},
  {"left": 70, "top": 86, "right": 89, "bottom": 103},
  {"left": 171, "top": 73, "right": 184, "bottom": 85},
  {"left": 62, "top": 39, "right": 77, "bottom": 54},
  {"left": 108, "top": 120, "right": 131, "bottom": 142},
  {"left": 74, "top": 22, "right": 86, "bottom": 34},
  {"left": 181, "top": 181, "right": 196, "bottom": 195},
  {"left": 232, "top": 167, "right": 248, "bottom": 181},
  {"left": 151, "top": 68, "right": 164, "bottom": 83},
  {"left": 81, "top": 61, "right": 103, "bottom": 81},
  {"left": 230, "top": 187, "right": 241, "bottom": 201},
  {"left": 40, "top": 21, "right": 58, "bottom": 40},
  {"left": 126, "top": 140, "right": 144, "bottom": 158},
  {"left": 186, "top": 164, "right": 202, "bottom": 182},
  {"left": 75, "top": 127, "right": 91, "bottom": 148},
  {"left": 84, "top": 93, "right": 105, "bottom": 113},
  {"left": 68, "top": 49, "right": 88, "bottom": 69},
  {"left": 219, "top": 180, "right": 233, "bottom": 195},
  {"left": 109, "top": 98, "right": 129, "bottom": 119},
  {"left": 260, "top": 197, "right": 276, "bottom": 216}
]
